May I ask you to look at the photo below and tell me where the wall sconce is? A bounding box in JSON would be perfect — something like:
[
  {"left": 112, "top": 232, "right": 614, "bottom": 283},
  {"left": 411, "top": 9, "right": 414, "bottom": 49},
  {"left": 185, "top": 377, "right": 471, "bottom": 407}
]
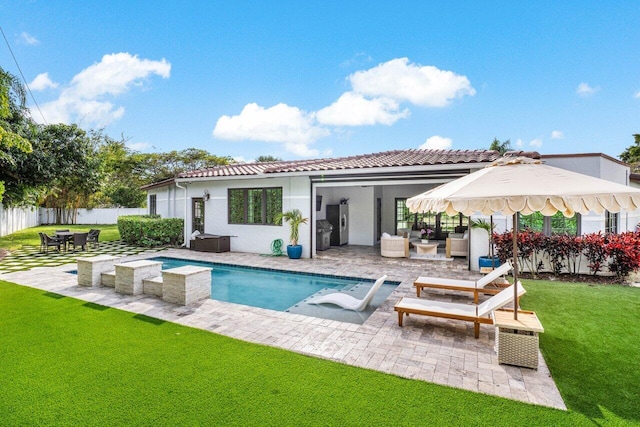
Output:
[{"left": 203, "top": 189, "right": 210, "bottom": 201}]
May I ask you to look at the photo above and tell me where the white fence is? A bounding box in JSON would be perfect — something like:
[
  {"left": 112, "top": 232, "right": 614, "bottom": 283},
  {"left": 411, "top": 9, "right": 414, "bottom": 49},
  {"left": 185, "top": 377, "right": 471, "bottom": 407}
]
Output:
[
  {"left": 39, "top": 208, "right": 147, "bottom": 225},
  {"left": 0, "top": 204, "right": 40, "bottom": 237}
]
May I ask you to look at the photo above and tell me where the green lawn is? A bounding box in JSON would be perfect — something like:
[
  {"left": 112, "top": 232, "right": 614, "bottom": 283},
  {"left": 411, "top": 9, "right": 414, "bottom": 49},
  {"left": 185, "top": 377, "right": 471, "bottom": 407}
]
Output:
[
  {"left": 1, "top": 280, "right": 638, "bottom": 425},
  {"left": 0, "top": 225, "right": 120, "bottom": 251}
]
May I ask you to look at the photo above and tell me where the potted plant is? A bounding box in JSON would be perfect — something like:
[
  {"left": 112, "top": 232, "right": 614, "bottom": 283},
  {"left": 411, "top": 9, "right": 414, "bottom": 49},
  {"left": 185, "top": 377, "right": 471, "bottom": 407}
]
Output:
[
  {"left": 420, "top": 227, "right": 433, "bottom": 243},
  {"left": 276, "top": 209, "right": 308, "bottom": 259},
  {"left": 471, "top": 218, "right": 501, "bottom": 269}
]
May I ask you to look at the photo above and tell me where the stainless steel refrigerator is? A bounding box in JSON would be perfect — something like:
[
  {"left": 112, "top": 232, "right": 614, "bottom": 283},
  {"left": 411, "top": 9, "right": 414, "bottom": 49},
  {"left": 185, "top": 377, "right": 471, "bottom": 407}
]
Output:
[{"left": 327, "top": 204, "right": 348, "bottom": 245}]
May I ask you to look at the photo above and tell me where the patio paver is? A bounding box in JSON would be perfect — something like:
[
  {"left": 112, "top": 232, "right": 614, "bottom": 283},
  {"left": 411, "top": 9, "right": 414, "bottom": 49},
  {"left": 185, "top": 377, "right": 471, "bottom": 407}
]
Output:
[{"left": 0, "top": 245, "right": 566, "bottom": 410}]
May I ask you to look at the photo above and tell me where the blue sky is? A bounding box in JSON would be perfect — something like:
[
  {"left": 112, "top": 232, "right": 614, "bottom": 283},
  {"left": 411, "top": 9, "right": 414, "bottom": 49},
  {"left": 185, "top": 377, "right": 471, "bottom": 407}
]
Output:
[{"left": 1, "top": 1, "right": 638, "bottom": 162}]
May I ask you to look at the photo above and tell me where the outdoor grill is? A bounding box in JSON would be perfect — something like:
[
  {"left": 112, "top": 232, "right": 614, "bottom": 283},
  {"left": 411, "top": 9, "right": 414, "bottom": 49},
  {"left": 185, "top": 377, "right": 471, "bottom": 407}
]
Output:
[{"left": 316, "top": 219, "right": 333, "bottom": 251}]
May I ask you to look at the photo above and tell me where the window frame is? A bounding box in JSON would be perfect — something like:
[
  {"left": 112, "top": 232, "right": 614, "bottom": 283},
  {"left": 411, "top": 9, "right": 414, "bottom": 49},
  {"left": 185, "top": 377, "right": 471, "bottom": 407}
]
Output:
[
  {"left": 149, "top": 194, "right": 157, "bottom": 216},
  {"left": 228, "top": 187, "right": 282, "bottom": 226},
  {"left": 519, "top": 212, "right": 581, "bottom": 236},
  {"left": 605, "top": 211, "right": 618, "bottom": 234}
]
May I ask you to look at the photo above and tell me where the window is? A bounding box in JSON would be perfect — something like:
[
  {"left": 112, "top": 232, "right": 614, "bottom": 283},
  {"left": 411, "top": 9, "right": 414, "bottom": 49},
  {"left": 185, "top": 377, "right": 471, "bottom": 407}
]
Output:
[
  {"left": 192, "top": 198, "right": 205, "bottom": 233},
  {"left": 149, "top": 195, "right": 157, "bottom": 216},
  {"left": 605, "top": 211, "right": 618, "bottom": 234},
  {"left": 519, "top": 212, "right": 579, "bottom": 235},
  {"left": 228, "top": 187, "right": 282, "bottom": 225},
  {"left": 394, "top": 198, "right": 468, "bottom": 239}
]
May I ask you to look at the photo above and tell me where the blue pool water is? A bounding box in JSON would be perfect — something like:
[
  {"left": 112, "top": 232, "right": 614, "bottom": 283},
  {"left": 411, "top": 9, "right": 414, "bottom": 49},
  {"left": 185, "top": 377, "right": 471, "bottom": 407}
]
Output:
[{"left": 151, "top": 256, "right": 397, "bottom": 312}]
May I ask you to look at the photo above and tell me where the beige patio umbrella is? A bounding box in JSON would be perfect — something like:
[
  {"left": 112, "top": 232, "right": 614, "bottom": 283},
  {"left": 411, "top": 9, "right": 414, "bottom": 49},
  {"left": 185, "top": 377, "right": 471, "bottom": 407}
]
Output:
[{"left": 406, "top": 155, "right": 640, "bottom": 319}]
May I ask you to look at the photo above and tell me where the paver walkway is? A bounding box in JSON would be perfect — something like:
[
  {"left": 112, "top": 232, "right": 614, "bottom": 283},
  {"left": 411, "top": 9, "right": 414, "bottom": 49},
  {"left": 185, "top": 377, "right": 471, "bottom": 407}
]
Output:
[{"left": 0, "top": 245, "right": 566, "bottom": 410}]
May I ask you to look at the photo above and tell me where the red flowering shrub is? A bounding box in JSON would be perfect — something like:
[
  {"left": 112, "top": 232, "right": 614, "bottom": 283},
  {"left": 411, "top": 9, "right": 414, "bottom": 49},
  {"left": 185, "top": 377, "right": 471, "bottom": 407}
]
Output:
[
  {"left": 493, "top": 231, "right": 513, "bottom": 265},
  {"left": 582, "top": 232, "right": 607, "bottom": 275},
  {"left": 606, "top": 232, "right": 640, "bottom": 280},
  {"left": 542, "top": 234, "right": 584, "bottom": 276},
  {"left": 518, "top": 230, "right": 546, "bottom": 276}
]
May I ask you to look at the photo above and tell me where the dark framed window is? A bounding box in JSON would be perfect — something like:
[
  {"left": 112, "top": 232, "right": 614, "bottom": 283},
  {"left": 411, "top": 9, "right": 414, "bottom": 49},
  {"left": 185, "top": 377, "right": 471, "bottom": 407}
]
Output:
[
  {"left": 192, "top": 198, "right": 205, "bottom": 233},
  {"left": 605, "top": 211, "right": 618, "bottom": 234},
  {"left": 394, "top": 198, "right": 467, "bottom": 239},
  {"left": 519, "top": 212, "right": 580, "bottom": 235},
  {"left": 149, "top": 195, "right": 157, "bottom": 216},
  {"left": 228, "top": 187, "right": 282, "bottom": 225}
]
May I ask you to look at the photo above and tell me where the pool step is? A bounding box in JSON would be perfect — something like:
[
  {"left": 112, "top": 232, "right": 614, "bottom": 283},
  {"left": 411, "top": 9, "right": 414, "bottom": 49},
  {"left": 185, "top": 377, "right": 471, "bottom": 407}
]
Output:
[
  {"left": 101, "top": 271, "right": 116, "bottom": 287},
  {"left": 143, "top": 275, "right": 163, "bottom": 297}
]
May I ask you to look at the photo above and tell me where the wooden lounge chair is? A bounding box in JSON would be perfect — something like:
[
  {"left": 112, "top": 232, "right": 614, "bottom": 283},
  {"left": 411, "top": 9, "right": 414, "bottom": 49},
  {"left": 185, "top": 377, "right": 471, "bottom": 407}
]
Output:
[
  {"left": 414, "top": 260, "right": 513, "bottom": 303},
  {"left": 307, "top": 275, "right": 388, "bottom": 312},
  {"left": 394, "top": 282, "right": 526, "bottom": 338}
]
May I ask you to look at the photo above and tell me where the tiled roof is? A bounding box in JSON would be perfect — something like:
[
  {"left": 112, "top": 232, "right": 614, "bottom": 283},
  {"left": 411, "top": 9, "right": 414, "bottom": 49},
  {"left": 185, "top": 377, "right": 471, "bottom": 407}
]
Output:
[{"left": 179, "top": 149, "right": 500, "bottom": 179}]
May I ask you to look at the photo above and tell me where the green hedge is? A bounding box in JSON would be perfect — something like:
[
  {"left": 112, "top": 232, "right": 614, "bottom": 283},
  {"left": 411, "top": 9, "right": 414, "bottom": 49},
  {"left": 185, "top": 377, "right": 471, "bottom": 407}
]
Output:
[{"left": 117, "top": 215, "right": 183, "bottom": 247}]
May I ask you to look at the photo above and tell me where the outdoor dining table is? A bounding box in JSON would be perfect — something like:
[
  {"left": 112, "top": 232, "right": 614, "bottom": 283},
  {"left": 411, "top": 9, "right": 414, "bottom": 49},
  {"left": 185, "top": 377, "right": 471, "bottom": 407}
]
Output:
[{"left": 55, "top": 232, "right": 75, "bottom": 252}]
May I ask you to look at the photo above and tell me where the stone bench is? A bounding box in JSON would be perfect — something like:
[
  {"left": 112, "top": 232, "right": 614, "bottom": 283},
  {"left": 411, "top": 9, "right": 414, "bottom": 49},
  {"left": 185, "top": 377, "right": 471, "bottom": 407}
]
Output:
[
  {"left": 162, "top": 265, "right": 212, "bottom": 305},
  {"left": 77, "top": 255, "right": 120, "bottom": 287},
  {"left": 101, "top": 271, "right": 116, "bottom": 287},
  {"left": 143, "top": 275, "right": 164, "bottom": 297},
  {"left": 115, "top": 260, "right": 163, "bottom": 295}
]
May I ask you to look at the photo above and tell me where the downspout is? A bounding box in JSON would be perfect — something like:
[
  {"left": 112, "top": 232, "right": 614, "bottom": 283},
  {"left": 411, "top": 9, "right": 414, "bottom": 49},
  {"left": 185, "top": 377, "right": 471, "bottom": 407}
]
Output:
[
  {"left": 175, "top": 181, "right": 188, "bottom": 247},
  {"left": 309, "top": 178, "right": 314, "bottom": 259}
]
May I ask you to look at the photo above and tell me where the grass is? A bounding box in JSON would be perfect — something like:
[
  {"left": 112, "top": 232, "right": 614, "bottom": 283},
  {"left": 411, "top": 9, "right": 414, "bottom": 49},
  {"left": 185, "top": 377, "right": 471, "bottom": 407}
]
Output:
[
  {"left": 0, "top": 281, "right": 600, "bottom": 426},
  {"left": 0, "top": 225, "right": 120, "bottom": 251},
  {"left": 2, "top": 281, "right": 639, "bottom": 425},
  {"left": 521, "top": 279, "right": 640, "bottom": 423}
]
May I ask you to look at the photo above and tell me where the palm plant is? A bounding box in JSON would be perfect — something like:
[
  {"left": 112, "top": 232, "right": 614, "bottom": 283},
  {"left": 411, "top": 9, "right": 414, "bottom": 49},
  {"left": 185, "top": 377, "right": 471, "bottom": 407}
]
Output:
[{"left": 276, "top": 209, "right": 308, "bottom": 246}]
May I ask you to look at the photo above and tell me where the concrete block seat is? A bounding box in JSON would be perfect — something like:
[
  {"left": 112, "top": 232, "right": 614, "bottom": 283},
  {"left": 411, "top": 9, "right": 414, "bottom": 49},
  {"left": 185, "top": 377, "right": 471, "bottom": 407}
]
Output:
[
  {"left": 143, "top": 275, "right": 164, "bottom": 297},
  {"left": 115, "top": 260, "right": 163, "bottom": 295},
  {"left": 77, "top": 255, "right": 120, "bottom": 287},
  {"left": 162, "top": 265, "right": 212, "bottom": 305}
]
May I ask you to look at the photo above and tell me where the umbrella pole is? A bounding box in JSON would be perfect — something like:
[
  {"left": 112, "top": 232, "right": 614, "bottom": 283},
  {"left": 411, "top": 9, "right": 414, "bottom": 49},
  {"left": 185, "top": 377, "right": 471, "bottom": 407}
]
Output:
[{"left": 512, "top": 213, "right": 518, "bottom": 320}]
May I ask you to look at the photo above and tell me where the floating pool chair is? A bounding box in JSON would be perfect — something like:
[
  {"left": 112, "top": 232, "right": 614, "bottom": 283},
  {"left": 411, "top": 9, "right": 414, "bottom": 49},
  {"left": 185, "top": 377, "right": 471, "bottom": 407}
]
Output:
[
  {"left": 414, "top": 260, "right": 513, "bottom": 303},
  {"left": 308, "top": 275, "right": 388, "bottom": 312},
  {"left": 394, "top": 282, "right": 526, "bottom": 338}
]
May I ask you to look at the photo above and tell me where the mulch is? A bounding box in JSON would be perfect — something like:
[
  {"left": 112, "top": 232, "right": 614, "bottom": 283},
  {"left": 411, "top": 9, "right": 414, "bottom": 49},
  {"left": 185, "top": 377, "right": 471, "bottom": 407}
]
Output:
[{"left": 518, "top": 271, "right": 624, "bottom": 285}]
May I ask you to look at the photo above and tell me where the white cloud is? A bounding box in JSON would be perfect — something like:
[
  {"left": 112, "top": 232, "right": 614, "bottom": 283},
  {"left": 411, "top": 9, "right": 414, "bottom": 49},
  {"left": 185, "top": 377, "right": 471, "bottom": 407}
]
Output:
[
  {"left": 213, "top": 102, "right": 329, "bottom": 157},
  {"left": 233, "top": 156, "right": 247, "bottom": 163},
  {"left": 551, "top": 130, "right": 564, "bottom": 139},
  {"left": 530, "top": 138, "right": 543, "bottom": 148},
  {"left": 576, "top": 82, "right": 600, "bottom": 97},
  {"left": 349, "top": 58, "right": 475, "bottom": 107},
  {"left": 340, "top": 52, "right": 373, "bottom": 68},
  {"left": 19, "top": 32, "right": 39, "bottom": 45},
  {"left": 36, "top": 53, "right": 171, "bottom": 126},
  {"left": 29, "top": 73, "right": 58, "bottom": 91},
  {"left": 634, "top": 91, "right": 640, "bottom": 99},
  {"left": 419, "top": 135, "right": 453, "bottom": 150},
  {"left": 126, "top": 141, "right": 151, "bottom": 151},
  {"left": 515, "top": 139, "right": 524, "bottom": 148},
  {"left": 316, "top": 92, "right": 409, "bottom": 126}
]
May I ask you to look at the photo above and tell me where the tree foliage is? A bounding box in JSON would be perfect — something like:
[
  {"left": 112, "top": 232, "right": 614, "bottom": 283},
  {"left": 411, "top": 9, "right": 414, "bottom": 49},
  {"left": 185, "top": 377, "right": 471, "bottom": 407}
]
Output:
[
  {"left": 0, "top": 67, "right": 34, "bottom": 202},
  {"left": 619, "top": 134, "right": 640, "bottom": 172},
  {"left": 489, "top": 138, "right": 512, "bottom": 155},
  {"left": 133, "top": 149, "right": 233, "bottom": 184},
  {"left": 255, "top": 155, "right": 282, "bottom": 162}
]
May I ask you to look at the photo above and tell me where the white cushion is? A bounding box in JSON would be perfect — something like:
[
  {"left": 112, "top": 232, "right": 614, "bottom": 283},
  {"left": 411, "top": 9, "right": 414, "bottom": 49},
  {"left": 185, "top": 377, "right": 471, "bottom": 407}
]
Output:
[{"left": 381, "top": 232, "right": 391, "bottom": 238}]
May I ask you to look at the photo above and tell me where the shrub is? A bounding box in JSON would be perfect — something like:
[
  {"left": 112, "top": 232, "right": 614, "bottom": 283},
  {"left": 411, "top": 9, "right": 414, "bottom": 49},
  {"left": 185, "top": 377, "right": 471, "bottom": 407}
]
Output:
[
  {"left": 606, "top": 232, "right": 640, "bottom": 280},
  {"left": 582, "top": 232, "right": 607, "bottom": 276},
  {"left": 117, "top": 215, "right": 183, "bottom": 247}
]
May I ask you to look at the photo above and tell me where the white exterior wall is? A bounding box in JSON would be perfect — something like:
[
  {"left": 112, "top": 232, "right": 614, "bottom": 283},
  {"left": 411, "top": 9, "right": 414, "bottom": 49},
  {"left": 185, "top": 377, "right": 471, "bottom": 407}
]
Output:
[
  {"left": 148, "top": 185, "right": 184, "bottom": 219},
  {"left": 0, "top": 204, "right": 39, "bottom": 237},
  {"left": 39, "top": 208, "right": 147, "bottom": 225}
]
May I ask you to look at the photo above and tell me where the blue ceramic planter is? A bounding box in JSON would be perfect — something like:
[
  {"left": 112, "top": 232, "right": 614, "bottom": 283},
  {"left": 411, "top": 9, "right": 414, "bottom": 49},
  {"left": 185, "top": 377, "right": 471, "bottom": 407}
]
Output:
[
  {"left": 287, "top": 245, "right": 303, "bottom": 259},
  {"left": 479, "top": 256, "right": 501, "bottom": 269}
]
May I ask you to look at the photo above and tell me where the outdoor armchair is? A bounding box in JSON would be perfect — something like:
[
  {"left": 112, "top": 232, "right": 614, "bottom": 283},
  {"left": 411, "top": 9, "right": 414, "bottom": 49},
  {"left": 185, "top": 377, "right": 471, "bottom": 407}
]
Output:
[
  {"left": 69, "top": 232, "right": 89, "bottom": 252},
  {"left": 43, "top": 233, "right": 62, "bottom": 253},
  {"left": 87, "top": 229, "right": 100, "bottom": 248}
]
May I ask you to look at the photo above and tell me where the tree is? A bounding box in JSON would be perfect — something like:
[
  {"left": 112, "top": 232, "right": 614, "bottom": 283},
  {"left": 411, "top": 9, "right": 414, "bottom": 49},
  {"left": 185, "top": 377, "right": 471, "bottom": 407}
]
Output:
[
  {"left": 255, "top": 155, "right": 282, "bottom": 162},
  {"left": 0, "top": 67, "right": 34, "bottom": 202},
  {"left": 136, "top": 149, "right": 233, "bottom": 184},
  {"left": 619, "top": 134, "right": 640, "bottom": 172},
  {"left": 489, "top": 138, "right": 512, "bottom": 155},
  {"left": 39, "top": 124, "right": 102, "bottom": 223}
]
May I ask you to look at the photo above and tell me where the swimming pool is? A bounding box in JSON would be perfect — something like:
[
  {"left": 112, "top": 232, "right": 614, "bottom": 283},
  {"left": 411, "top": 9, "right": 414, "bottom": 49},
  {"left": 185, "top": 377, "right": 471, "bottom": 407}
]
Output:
[{"left": 151, "top": 256, "right": 398, "bottom": 314}]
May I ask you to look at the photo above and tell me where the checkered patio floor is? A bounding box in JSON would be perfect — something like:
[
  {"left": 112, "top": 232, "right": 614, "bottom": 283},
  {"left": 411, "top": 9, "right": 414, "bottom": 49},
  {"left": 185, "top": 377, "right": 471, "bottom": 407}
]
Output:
[{"left": 0, "top": 241, "right": 165, "bottom": 274}]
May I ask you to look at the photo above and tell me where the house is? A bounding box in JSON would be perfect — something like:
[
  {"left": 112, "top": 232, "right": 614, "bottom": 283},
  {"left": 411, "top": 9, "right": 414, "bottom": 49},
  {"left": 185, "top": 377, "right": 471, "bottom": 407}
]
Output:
[{"left": 142, "top": 149, "right": 640, "bottom": 270}]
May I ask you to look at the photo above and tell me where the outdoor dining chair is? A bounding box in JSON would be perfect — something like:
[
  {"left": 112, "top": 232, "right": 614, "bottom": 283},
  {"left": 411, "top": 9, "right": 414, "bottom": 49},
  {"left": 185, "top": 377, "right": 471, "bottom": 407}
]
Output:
[
  {"left": 43, "top": 233, "right": 62, "bottom": 253},
  {"left": 69, "top": 232, "right": 89, "bottom": 252},
  {"left": 87, "top": 229, "right": 100, "bottom": 248}
]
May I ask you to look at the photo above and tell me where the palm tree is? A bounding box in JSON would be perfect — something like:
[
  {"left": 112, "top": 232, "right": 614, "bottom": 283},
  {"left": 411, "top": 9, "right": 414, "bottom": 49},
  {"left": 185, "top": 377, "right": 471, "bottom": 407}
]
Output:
[
  {"left": 489, "top": 138, "right": 512, "bottom": 155},
  {"left": 276, "top": 209, "right": 308, "bottom": 246}
]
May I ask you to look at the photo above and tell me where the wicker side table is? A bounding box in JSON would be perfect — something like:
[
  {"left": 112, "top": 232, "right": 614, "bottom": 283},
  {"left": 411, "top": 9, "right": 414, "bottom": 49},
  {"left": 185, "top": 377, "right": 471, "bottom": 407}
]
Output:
[{"left": 494, "top": 310, "right": 544, "bottom": 369}]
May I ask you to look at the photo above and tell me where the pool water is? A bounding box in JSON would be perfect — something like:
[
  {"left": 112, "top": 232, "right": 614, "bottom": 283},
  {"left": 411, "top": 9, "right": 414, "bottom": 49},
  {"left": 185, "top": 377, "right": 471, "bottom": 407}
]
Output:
[{"left": 151, "top": 256, "right": 397, "bottom": 313}]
